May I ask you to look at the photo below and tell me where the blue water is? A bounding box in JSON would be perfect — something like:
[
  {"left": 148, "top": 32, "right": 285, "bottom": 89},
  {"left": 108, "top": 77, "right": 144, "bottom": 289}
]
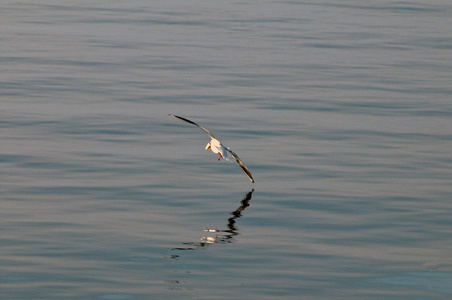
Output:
[{"left": 2, "top": 1, "right": 452, "bottom": 299}]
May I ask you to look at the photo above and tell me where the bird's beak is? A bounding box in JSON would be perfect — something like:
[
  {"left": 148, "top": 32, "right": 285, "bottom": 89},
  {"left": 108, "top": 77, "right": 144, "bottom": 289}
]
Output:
[{"left": 205, "top": 142, "right": 211, "bottom": 150}]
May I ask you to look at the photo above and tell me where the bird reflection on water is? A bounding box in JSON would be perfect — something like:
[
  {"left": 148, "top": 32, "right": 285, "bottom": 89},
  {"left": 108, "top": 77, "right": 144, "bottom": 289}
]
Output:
[{"left": 170, "top": 189, "right": 254, "bottom": 257}]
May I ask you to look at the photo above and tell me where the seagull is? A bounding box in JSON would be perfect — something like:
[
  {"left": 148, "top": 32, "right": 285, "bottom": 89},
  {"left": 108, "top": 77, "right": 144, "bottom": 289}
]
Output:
[{"left": 169, "top": 114, "right": 254, "bottom": 183}]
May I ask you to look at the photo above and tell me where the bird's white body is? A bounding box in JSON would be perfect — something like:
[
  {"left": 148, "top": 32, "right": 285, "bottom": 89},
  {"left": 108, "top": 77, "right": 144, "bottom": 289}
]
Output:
[{"left": 205, "top": 138, "right": 232, "bottom": 162}]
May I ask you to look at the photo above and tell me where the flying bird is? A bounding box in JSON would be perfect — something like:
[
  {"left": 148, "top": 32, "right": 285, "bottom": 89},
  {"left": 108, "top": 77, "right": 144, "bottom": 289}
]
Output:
[{"left": 169, "top": 114, "right": 254, "bottom": 183}]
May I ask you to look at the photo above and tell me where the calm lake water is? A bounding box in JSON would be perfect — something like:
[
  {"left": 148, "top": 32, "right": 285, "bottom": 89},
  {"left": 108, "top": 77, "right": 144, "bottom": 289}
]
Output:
[{"left": 2, "top": 1, "right": 452, "bottom": 299}]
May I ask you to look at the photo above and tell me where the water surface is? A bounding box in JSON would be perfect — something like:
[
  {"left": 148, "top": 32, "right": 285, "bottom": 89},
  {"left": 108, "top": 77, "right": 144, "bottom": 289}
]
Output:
[{"left": 1, "top": 1, "right": 452, "bottom": 299}]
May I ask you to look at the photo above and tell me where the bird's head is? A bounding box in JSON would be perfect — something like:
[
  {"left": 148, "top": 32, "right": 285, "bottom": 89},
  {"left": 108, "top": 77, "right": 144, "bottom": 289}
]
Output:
[{"left": 205, "top": 142, "right": 211, "bottom": 150}]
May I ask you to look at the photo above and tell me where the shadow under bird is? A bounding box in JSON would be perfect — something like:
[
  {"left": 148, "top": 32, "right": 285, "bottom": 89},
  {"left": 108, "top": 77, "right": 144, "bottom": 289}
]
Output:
[{"left": 169, "top": 114, "right": 254, "bottom": 183}]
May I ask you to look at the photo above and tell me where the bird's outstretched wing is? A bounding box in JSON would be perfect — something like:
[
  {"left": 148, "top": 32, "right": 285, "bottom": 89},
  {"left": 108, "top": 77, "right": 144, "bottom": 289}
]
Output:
[
  {"left": 169, "top": 114, "right": 216, "bottom": 139},
  {"left": 226, "top": 149, "right": 255, "bottom": 183}
]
